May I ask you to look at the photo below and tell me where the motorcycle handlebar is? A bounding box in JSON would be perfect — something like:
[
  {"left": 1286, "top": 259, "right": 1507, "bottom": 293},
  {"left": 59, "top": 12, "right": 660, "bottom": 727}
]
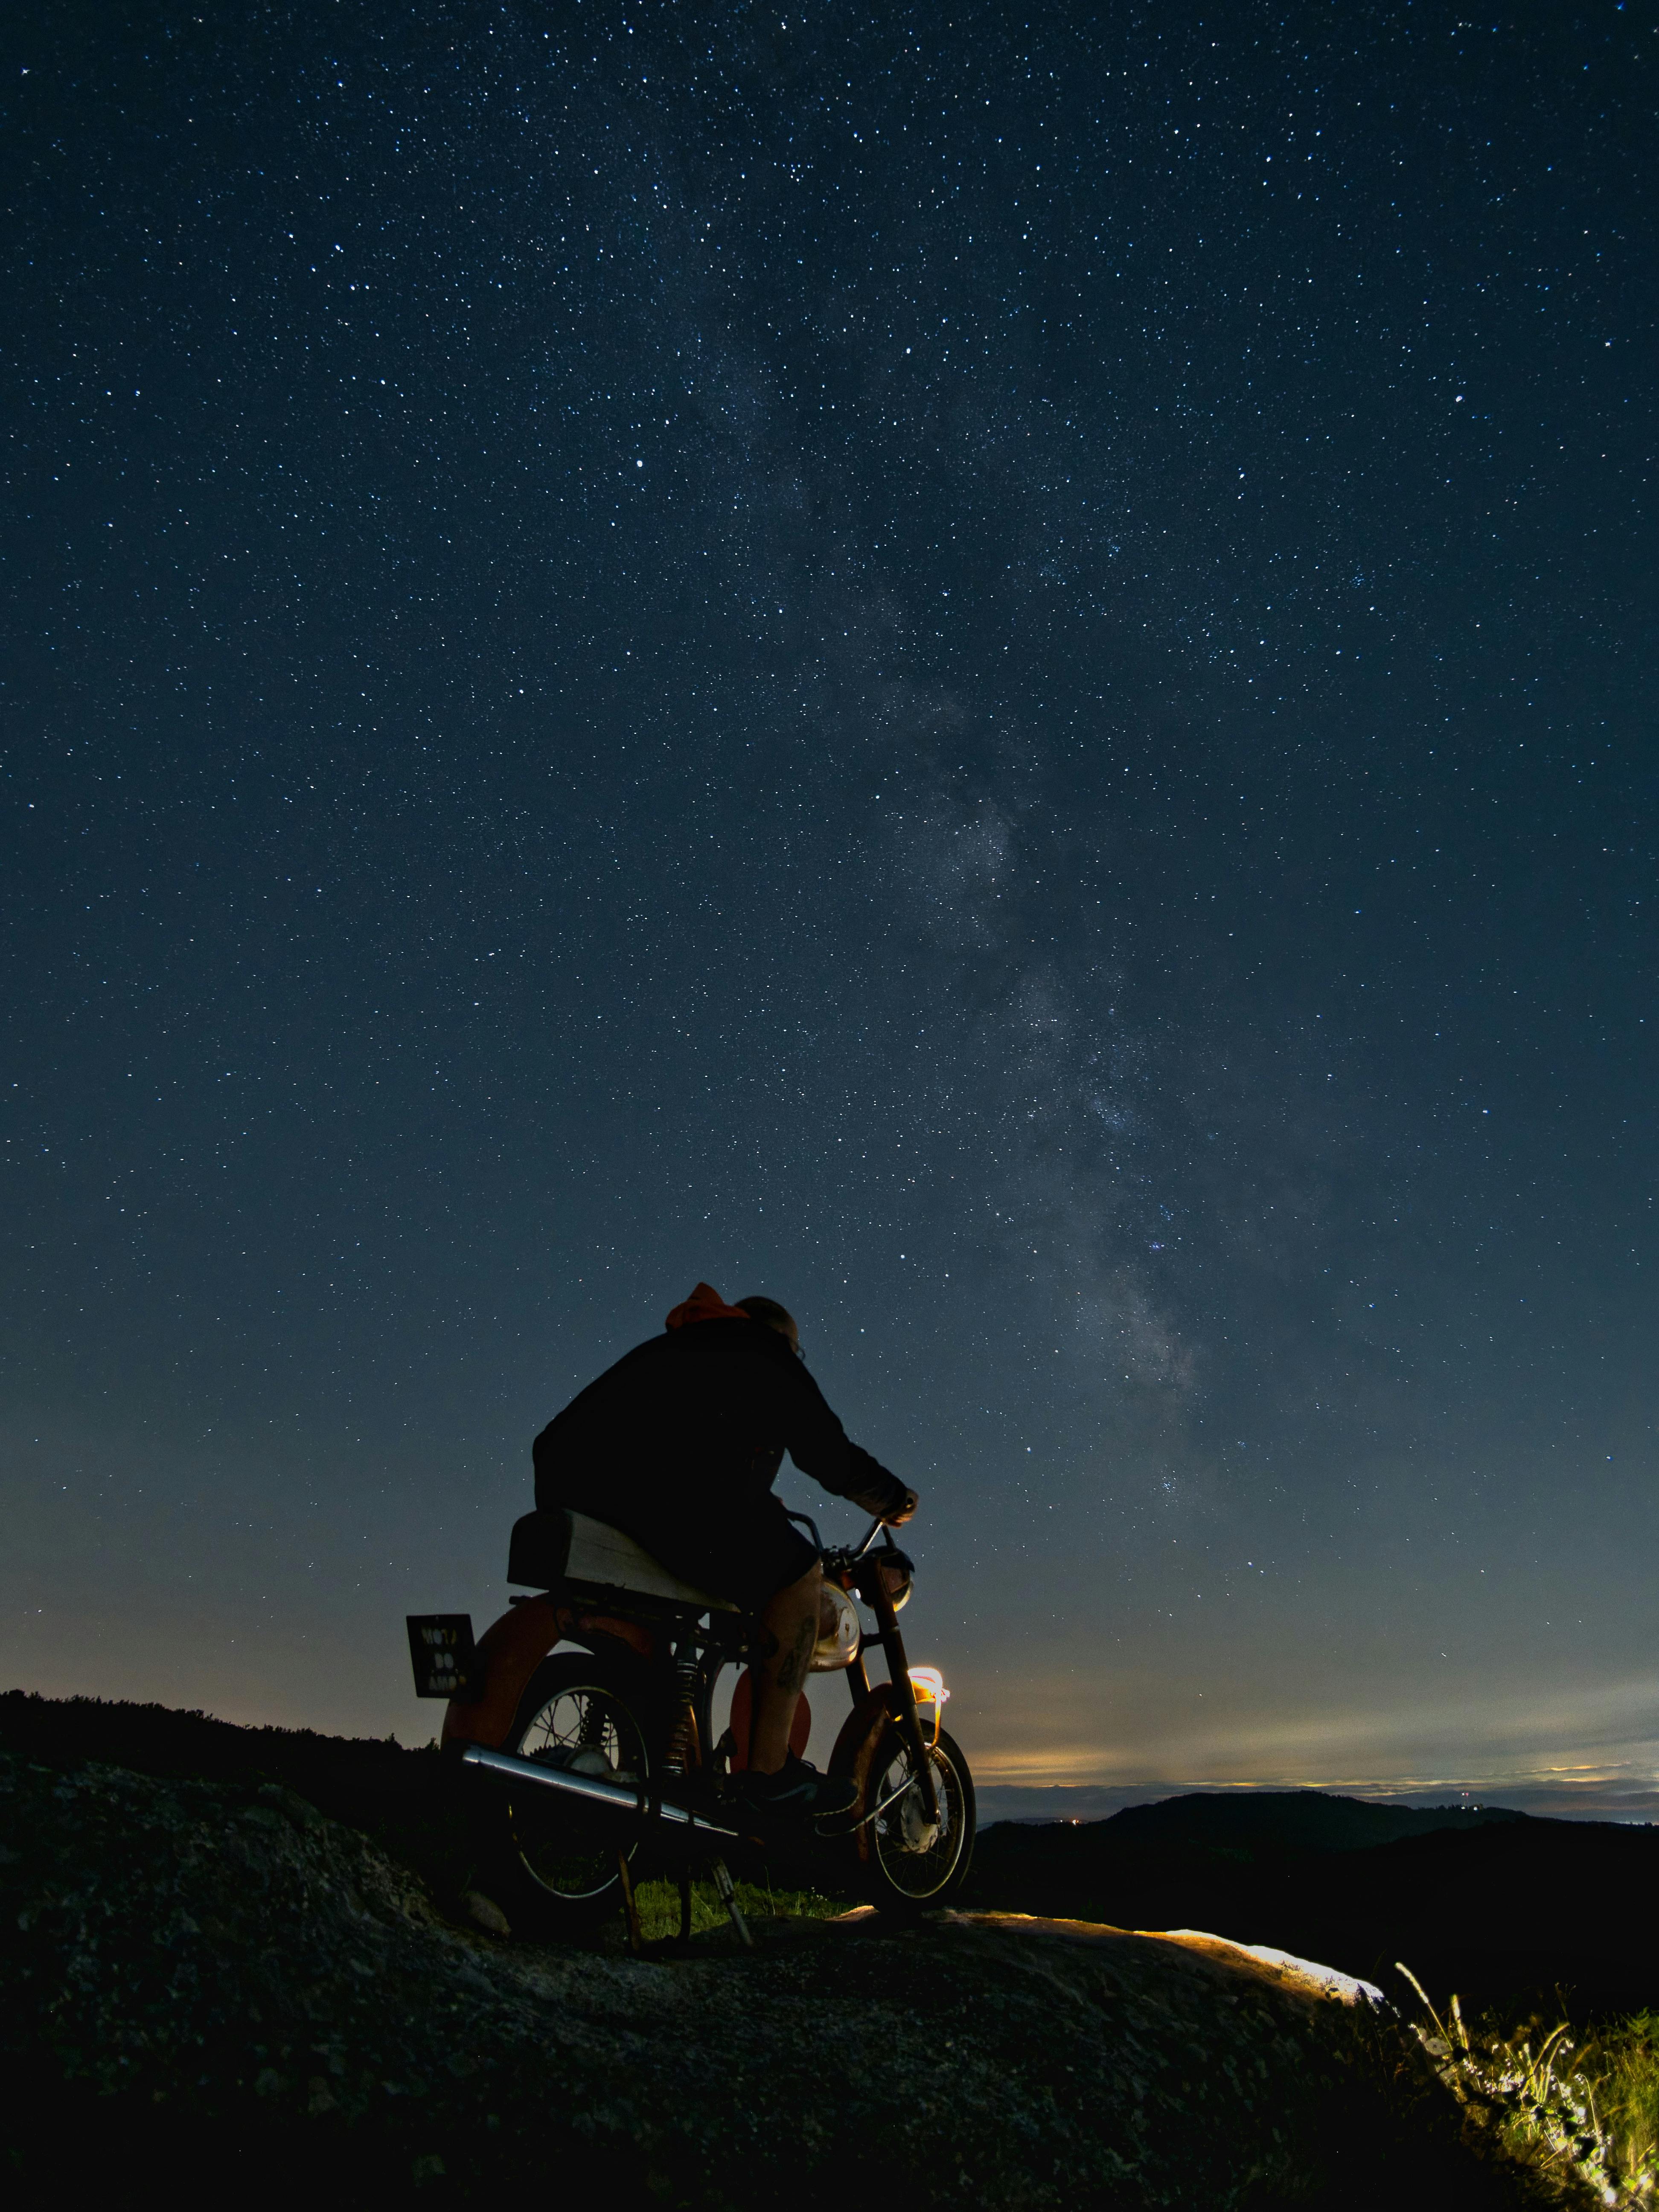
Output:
[{"left": 838, "top": 1504, "right": 914, "bottom": 1568}]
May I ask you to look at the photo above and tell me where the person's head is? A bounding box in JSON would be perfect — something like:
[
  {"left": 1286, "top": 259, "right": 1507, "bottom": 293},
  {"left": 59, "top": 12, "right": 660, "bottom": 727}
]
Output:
[{"left": 736, "top": 1294, "right": 801, "bottom": 1357}]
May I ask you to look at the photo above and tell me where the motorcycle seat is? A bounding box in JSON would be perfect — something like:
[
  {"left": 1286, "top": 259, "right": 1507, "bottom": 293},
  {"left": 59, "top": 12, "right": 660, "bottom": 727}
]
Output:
[{"left": 507, "top": 1507, "right": 740, "bottom": 1614}]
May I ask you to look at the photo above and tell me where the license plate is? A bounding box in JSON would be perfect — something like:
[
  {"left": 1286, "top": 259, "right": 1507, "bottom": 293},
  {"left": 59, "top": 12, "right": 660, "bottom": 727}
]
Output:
[{"left": 406, "top": 1614, "right": 475, "bottom": 1699}]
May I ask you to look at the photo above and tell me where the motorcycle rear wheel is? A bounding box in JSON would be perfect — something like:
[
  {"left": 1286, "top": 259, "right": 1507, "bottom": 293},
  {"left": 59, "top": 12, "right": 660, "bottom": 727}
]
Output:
[
  {"left": 853, "top": 1721, "right": 975, "bottom": 1911},
  {"left": 480, "top": 1653, "right": 651, "bottom": 1940}
]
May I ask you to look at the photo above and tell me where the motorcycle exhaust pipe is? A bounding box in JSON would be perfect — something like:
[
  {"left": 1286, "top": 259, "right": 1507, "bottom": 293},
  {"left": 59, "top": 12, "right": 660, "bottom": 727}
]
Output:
[{"left": 459, "top": 1742, "right": 742, "bottom": 1841}]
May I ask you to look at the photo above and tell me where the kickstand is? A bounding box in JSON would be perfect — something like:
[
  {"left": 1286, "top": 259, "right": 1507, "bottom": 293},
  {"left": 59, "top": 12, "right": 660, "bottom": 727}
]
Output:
[
  {"left": 708, "top": 1857, "right": 754, "bottom": 1950},
  {"left": 678, "top": 1866, "right": 693, "bottom": 1945},
  {"left": 616, "top": 1848, "right": 644, "bottom": 1956}
]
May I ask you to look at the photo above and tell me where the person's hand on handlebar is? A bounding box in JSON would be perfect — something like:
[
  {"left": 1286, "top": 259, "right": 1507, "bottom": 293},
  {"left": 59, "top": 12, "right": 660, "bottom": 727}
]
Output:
[{"left": 849, "top": 1480, "right": 918, "bottom": 1532}]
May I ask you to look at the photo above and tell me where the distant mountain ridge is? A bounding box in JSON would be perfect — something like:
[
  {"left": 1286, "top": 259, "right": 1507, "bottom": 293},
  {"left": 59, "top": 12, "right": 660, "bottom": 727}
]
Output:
[
  {"left": 1093, "top": 1789, "right": 1525, "bottom": 1858},
  {"left": 976, "top": 1775, "right": 1659, "bottom": 1822}
]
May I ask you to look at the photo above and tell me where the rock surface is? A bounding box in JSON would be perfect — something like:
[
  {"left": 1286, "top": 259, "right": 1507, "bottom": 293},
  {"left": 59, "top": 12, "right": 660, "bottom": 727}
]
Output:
[
  {"left": 0, "top": 1752, "right": 1532, "bottom": 2209},
  {"left": 967, "top": 1799, "right": 1659, "bottom": 2016}
]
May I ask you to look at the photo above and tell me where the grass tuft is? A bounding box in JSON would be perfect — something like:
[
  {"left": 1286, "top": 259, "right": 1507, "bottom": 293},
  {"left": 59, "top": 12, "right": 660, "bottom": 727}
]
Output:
[
  {"left": 1400, "top": 1964, "right": 1659, "bottom": 2206},
  {"left": 630, "top": 1875, "right": 844, "bottom": 1944}
]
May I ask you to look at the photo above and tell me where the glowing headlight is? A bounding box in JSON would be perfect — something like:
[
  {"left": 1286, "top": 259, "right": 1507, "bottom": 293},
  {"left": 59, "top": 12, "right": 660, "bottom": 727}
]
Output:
[{"left": 907, "top": 1665, "right": 949, "bottom": 1745}]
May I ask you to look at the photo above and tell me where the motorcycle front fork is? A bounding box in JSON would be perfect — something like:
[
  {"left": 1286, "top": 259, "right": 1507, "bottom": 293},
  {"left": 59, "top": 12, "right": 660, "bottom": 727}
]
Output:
[{"left": 856, "top": 1582, "right": 941, "bottom": 1826}]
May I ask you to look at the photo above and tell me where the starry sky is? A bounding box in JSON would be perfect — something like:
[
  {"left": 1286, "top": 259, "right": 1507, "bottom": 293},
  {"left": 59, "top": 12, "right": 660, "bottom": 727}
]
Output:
[{"left": 4, "top": 2, "right": 1655, "bottom": 1817}]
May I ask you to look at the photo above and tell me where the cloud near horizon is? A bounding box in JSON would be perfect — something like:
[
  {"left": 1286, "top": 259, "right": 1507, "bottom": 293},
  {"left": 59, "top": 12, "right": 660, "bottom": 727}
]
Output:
[{"left": 968, "top": 1672, "right": 1659, "bottom": 1796}]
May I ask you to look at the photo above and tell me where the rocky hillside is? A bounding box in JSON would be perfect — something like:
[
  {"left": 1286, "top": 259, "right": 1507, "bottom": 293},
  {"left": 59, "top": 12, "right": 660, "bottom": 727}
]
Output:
[{"left": 0, "top": 1732, "right": 1548, "bottom": 2210}]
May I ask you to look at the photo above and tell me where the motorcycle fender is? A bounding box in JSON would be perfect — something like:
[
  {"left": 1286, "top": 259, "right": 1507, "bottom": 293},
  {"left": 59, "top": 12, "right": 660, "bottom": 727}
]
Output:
[
  {"left": 442, "top": 1597, "right": 565, "bottom": 1751},
  {"left": 440, "top": 1598, "right": 657, "bottom": 1751},
  {"left": 826, "top": 1683, "right": 901, "bottom": 1866}
]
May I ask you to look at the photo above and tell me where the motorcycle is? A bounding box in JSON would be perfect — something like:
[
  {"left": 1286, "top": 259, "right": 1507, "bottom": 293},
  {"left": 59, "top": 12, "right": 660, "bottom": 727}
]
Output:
[{"left": 407, "top": 1503, "right": 975, "bottom": 1947}]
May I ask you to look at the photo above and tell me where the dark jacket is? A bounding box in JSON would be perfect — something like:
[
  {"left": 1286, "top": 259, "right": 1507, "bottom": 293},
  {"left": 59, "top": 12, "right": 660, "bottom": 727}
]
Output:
[{"left": 533, "top": 1318, "right": 908, "bottom": 1523}]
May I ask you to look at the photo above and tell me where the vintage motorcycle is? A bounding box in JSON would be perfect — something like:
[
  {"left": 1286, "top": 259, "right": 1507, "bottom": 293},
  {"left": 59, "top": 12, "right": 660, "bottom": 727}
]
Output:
[{"left": 407, "top": 1503, "right": 975, "bottom": 1947}]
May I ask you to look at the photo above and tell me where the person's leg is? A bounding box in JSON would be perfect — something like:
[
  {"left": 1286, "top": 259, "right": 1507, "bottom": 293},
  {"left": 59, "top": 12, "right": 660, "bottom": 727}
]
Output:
[{"left": 750, "top": 1561, "right": 822, "bottom": 1774}]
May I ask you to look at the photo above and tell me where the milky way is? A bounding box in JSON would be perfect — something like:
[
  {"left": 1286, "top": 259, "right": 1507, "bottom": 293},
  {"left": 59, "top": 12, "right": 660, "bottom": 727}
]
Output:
[{"left": 3, "top": 4, "right": 1654, "bottom": 1811}]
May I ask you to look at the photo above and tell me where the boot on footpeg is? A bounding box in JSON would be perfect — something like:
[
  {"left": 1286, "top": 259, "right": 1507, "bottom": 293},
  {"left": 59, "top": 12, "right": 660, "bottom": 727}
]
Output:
[{"left": 734, "top": 1752, "right": 859, "bottom": 1824}]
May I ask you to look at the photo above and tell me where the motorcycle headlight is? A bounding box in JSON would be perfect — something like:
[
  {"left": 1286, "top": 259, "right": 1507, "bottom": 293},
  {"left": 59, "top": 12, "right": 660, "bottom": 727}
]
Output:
[
  {"left": 809, "top": 1583, "right": 861, "bottom": 1672},
  {"left": 907, "top": 1665, "right": 949, "bottom": 1745}
]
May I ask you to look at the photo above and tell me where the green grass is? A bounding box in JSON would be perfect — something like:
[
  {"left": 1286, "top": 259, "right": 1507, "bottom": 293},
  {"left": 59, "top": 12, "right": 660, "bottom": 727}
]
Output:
[
  {"left": 1575, "top": 2011, "right": 1659, "bottom": 2199},
  {"left": 630, "top": 1875, "right": 846, "bottom": 1943},
  {"left": 1401, "top": 1967, "right": 1659, "bottom": 2205}
]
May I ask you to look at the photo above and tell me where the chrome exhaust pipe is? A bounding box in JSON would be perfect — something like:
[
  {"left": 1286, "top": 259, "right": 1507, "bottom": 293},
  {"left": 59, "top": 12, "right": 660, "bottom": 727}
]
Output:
[{"left": 459, "top": 1742, "right": 741, "bottom": 1841}]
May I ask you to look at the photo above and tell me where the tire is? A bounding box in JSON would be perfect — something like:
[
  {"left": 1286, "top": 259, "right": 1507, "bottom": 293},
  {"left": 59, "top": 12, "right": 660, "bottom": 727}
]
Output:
[
  {"left": 480, "top": 1653, "right": 652, "bottom": 1940},
  {"left": 856, "top": 1722, "right": 975, "bottom": 1911}
]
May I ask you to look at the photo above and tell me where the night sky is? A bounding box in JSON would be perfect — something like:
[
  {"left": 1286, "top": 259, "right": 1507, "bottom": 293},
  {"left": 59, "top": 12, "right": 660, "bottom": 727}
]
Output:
[{"left": 4, "top": 3, "right": 1655, "bottom": 1818}]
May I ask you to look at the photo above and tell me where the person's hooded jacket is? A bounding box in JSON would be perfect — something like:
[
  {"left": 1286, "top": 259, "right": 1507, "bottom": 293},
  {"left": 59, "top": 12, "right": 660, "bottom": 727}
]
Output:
[{"left": 533, "top": 1283, "right": 909, "bottom": 1524}]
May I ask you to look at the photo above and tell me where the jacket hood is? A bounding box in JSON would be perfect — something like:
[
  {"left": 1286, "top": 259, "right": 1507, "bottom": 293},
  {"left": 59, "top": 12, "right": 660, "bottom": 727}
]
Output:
[{"left": 664, "top": 1281, "right": 752, "bottom": 1331}]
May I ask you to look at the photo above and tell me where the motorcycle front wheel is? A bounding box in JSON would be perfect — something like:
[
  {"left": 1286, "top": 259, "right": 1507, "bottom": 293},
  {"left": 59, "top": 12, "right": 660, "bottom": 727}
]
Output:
[
  {"left": 480, "top": 1652, "right": 651, "bottom": 1941},
  {"left": 850, "top": 1720, "right": 975, "bottom": 1911}
]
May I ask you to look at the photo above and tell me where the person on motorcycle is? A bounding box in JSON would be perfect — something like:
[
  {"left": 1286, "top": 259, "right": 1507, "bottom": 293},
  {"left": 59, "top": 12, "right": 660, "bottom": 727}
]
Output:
[{"left": 533, "top": 1283, "right": 918, "bottom": 1823}]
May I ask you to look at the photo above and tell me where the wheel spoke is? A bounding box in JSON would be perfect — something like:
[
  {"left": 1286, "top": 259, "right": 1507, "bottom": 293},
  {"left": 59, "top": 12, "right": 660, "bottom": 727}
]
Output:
[
  {"left": 509, "top": 1681, "right": 646, "bottom": 1902},
  {"left": 871, "top": 1734, "right": 972, "bottom": 1900}
]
